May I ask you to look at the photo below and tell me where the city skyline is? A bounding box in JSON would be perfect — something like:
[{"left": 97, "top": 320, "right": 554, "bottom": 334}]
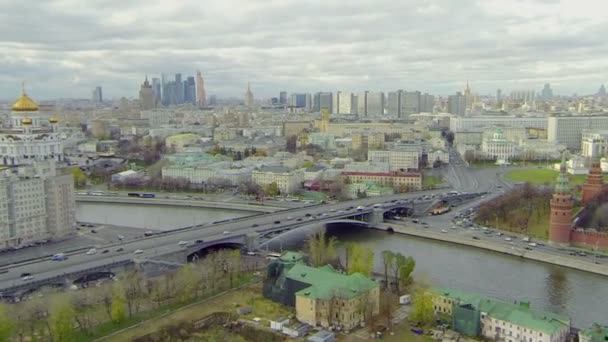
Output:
[{"left": 1, "top": 0, "right": 608, "bottom": 99}]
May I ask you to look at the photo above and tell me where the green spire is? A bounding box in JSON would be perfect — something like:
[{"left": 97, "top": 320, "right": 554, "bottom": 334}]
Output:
[{"left": 555, "top": 151, "right": 571, "bottom": 194}]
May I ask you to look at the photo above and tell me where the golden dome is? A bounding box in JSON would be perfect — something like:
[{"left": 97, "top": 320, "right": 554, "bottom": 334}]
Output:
[
  {"left": 21, "top": 118, "right": 32, "bottom": 125},
  {"left": 49, "top": 116, "right": 58, "bottom": 124},
  {"left": 12, "top": 91, "right": 39, "bottom": 112}
]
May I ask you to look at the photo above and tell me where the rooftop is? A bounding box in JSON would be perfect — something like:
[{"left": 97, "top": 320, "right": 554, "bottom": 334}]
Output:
[
  {"left": 287, "top": 263, "right": 377, "bottom": 300},
  {"left": 580, "top": 323, "right": 608, "bottom": 341},
  {"left": 434, "top": 288, "right": 570, "bottom": 335}
]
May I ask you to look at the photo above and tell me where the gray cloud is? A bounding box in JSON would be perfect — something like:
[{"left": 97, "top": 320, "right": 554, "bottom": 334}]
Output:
[{"left": 0, "top": 0, "right": 606, "bottom": 100}]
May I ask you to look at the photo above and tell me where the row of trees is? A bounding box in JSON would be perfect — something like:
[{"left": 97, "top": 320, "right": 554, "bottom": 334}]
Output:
[
  {"left": 305, "top": 231, "right": 416, "bottom": 295},
  {"left": 207, "top": 145, "right": 265, "bottom": 160},
  {"left": 476, "top": 183, "right": 553, "bottom": 235},
  {"left": 0, "top": 249, "right": 245, "bottom": 342}
]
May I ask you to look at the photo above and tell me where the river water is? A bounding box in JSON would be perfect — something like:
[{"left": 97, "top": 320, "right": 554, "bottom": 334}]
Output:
[
  {"left": 77, "top": 204, "right": 607, "bottom": 327},
  {"left": 76, "top": 202, "right": 253, "bottom": 230}
]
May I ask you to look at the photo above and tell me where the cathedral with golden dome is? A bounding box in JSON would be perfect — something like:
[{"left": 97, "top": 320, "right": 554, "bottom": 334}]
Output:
[{"left": 1, "top": 88, "right": 63, "bottom": 166}]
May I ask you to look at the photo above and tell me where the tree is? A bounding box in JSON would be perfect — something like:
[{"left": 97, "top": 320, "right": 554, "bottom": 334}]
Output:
[
  {"left": 110, "top": 295, "right": 127, "bottom": 324},
  {"left": 50, "top": 298, "right": 76, "bottom": 342},
  {"left": 345, "top": 243, "right": 374, "bottom": 276},
  {"left": 70, "top": 167, "right": 87, "bottom": 188},
  {"left": 390, "top": 253, "right": 416, "bottom": 294},
  {"left": 175, "top": 264, "right": 198, "bottom": 303},
  {"left": 410, "top": 289, "right": 435, "bottom": 324},
  {"left": 265, "top": 182, "right": 280, "bottom": 197},
  {"left": 0, "top": 303, "right": 15, "bottom": 341},
  {"left": 381, "top": 251, "right": 395, "bottom": 289},
  {"left": 306, "top": 230, "right": 337, "bottom": 267}
]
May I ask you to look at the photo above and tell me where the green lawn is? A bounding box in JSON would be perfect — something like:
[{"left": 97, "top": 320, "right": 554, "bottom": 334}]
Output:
[
  {"left": 422, "top": 175, "right": 443, "bottom": 189},
  {"left": 505, "top": 169, "right": 608, "bottom": 185}
]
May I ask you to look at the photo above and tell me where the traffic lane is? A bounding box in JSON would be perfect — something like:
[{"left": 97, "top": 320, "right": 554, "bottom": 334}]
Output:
[{"left": 0, "top": 191, "right": 460, "bottom": 285}]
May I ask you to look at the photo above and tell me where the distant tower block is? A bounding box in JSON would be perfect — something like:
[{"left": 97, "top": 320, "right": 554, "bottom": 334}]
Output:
[
  {"left": 549, "top": 155, "right": 573, "bottom": 245},
  {"left": 581, "top": 158, "right": 605, "bottom": 205}
]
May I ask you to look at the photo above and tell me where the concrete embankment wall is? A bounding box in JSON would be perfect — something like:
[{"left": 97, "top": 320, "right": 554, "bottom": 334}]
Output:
[{"left": 374, "top": 225, "right": 608, "bottom": 277}]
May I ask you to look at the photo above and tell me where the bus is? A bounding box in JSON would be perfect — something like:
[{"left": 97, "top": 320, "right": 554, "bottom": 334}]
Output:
[{"left": 127, "top": 193, "right": 156, "bottom": 198}]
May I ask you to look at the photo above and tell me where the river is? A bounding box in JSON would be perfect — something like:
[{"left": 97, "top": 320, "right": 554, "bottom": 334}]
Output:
[
  {"left": 76, "top": 202, "right": 253, "bottom": 230},
  {"left": 76, "top": 204, "right": 607, "bottom": 327}
]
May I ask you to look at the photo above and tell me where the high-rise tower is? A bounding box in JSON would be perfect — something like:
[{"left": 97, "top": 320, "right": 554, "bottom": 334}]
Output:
[
  {"left": 581, "top": 158, "right": 605, "bottom": 205},
  {"left": 196, "top": 70, "right": 206, "bottom": 107},
  {"left": 549, "top": 153, "right": 573, "bottom": 245},
  {"left": 139, "top": 76, "right": 155, "bottom": 110},
  {"left": 245, "top": 82, "right": 254, "bottom": 107}
]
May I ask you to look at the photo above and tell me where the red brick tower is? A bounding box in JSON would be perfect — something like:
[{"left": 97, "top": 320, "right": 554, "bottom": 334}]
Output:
[
  {"left": 581, "top": 158, "right": 605, "bottom": 205},
  {"left": 549, "top": 156, "right": 573, "bottom": 245}
]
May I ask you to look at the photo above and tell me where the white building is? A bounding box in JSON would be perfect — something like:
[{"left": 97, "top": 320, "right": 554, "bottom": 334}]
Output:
[
  {"left": 0, "top": 161, "right": 75, "bottom": 249},
  {"left": 251, "top": 166, "right": 304, "bottom": 194},
  {"left": 428, "top": 149, "right": 449, "bottom": 165},
  {"left": 581, "top": 129, "right": 608, "bottom": 157},
  {"left": 450, "top": 116, "right": 547, "bottom": 132},
  {"left": 481, "top": 129, "right": 518, "bottom": 162},
  {"left": 368, "top": 150, "right": 419, "bottom": 171},
  {"left": 0, "top": 91, "right": 63, "bottom": 166},
  {"left": 548, "top": 116, "right": 608, "bottom": 150},
  {"left": 162, "top": 163, "right": 252, "bottom": 186}
]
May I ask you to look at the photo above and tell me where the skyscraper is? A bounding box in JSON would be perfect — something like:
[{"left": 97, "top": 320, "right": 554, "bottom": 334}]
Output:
[
  {"left": 174, "top": 73, "right": 184, "bottom": 104},
  {"left": 279, "top": 91, "right": 287, "bottom": 105},
  {"left": 464, "top": 81, "right": 473, "bottom": 109},
  {"left": 496, "top": 88, "right": 502, "bottom": 102},
  {"left": 420, "top": 93, "right": 435, "bottom": 113},
  {"left": 161, "top": 73, "right": 170, "bottom": 106},
  {"left": 447, "top": 92, "right": 466, "bottom": 116},
  {"left": 185, "top": 76, "right": 196, "bottom": 104},
  {"left": 92, "top": 86, "right": 103, "bottom": 103},
  {"left": 332, "top": 92, "right": 341, "bottom": 114},
  {"left": 139, "top": 76, "right": 155, "bottom": 110},
  {"left": 152, "top": 78, "right": 161, "bottom": 106},
  {"left": 541, "top": 83, "right": 553, "bottom": 99},
  {"left": 245, "top": 83, "right": 254, "bottom": 107},
  {"left": 400, "top": 91, "right": 421, "bottom": 118},
  {"left": 196, "top": 70, "right": 206, "bottom": 107},
  {"left": 387, "top": 90, "right": 402, "bottom": 117},
  {"left": 598, "top": 85, "right": 606, "bottom": 97},
  {"left": 290, "top": 93, "right": 308, "bottom": 108},
  {"left": 357, "top": 91, "right": 368, "bottom": 116},
  {"left": 338, "top": 92, "right": 354, "bottom": 114},
  {"left": 366, "top": 92, "right": 385, "bottom": 116},
  {"left": 305, "top": 93, "right": 312, "bottom": 112}
]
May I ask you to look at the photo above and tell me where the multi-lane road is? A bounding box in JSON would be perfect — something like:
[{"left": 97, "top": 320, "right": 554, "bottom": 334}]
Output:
[{"left": 0, "top": 189, "right": 470, "bottom": 292}]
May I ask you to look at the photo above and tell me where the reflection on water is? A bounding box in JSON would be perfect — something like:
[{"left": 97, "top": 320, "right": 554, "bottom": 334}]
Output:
[
  {"left": 266, "top": 224, "right": 608, "bottom": 327},
  {"left": 546, "top": 269, "right": 570, "bottom": 313}
]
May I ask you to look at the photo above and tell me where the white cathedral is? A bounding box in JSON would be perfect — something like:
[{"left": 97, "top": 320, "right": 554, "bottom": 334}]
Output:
[{"left": 0, "top": 89, "right": 63, "bottom": 166}]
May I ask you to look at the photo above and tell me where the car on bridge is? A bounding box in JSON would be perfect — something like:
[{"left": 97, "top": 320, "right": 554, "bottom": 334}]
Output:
[
  {"left": 178, "top": 241, "right": 189, "bottom": 246},
  {"left": 86, "top": 249, "right": 97, "bottom": 255},
  {"left": 195, "top": 239, "right": 204, "bottom": 244},
  {"left": 134, "top": 249, "right": 144, "bottom": 254},
  {"left": 21, "top": 273, "right": 33, "bottom": 281}
]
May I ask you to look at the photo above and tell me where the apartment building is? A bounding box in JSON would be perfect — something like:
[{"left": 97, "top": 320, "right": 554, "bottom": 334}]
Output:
[
  {"left": 340, "top": 171, "right": 422, "bottom": 191},
  {"left": 548, "top": 116, "right": 608, "bottom": 150},
  {"left": 251, "top": 166, "right": 304, "bottom": 194},
  {"left": 367, "top": 150, "right": 419, "bottom": 171}
]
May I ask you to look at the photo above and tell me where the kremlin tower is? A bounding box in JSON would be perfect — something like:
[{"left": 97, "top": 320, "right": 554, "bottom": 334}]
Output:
[
  {"left": 549, "top": 154, "right": 574, "bottom": 245},
  {"left": 581, "top": 158, "right": 606, "bottom": 205}
]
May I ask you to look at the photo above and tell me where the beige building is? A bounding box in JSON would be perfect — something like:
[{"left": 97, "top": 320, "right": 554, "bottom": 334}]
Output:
[
  {"left": 368, "top": 150, "right": 419, "bottom": 171},
  {"left": 351, "top": 132, "right": 385, "bottom": 150},
  {"left": 288, "top": 264, "right": 380, "bottom": 330},
  {"left": 341, "top": 171, "right": 422, "bottom": 191},
  {"left": 165, "top": 133, "right": 202, "bottom": 153},
  {"left": 0, "top": 162, "right": 75, "bottom": 249},
  {"left": 251, "top": 166, "right": 304, "bottom": 194},
  {"left": 283, "top": 121, "right": 312, "bottom": 137}
]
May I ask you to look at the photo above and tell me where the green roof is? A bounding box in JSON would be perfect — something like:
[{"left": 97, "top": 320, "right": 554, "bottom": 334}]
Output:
[
  {"left": 580, "top": 323, "right": 608, "bottom": 342},
  {"left": 287, "top": 263, "right": 377, "bottom": 300},
  {"left": 434, "top": 288, "right": 570, "bottom": 335},
  {"left": 279, "top": 251, "right": 304, "bottom": 263}
]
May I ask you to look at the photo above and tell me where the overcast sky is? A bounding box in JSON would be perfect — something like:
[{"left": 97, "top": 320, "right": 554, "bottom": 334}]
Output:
[{"left": 1, "top": 0, "right": 607, "bottom": 100}]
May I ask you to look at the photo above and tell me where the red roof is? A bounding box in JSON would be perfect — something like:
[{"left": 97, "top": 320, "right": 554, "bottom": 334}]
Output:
[{"left": 341, "top": 171, "right": 421, "bottom": 178}]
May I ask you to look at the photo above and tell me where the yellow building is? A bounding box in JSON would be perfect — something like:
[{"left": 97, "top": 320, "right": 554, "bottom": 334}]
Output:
[
  {"left": 288, "top": 264, "right": 380, "bottom": 330},
  {"left": 341, "top": 171, "right": 422, "bottom": 191},
  {"left": 351, "top": 131, "right": 385, "bottom": 150}
]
